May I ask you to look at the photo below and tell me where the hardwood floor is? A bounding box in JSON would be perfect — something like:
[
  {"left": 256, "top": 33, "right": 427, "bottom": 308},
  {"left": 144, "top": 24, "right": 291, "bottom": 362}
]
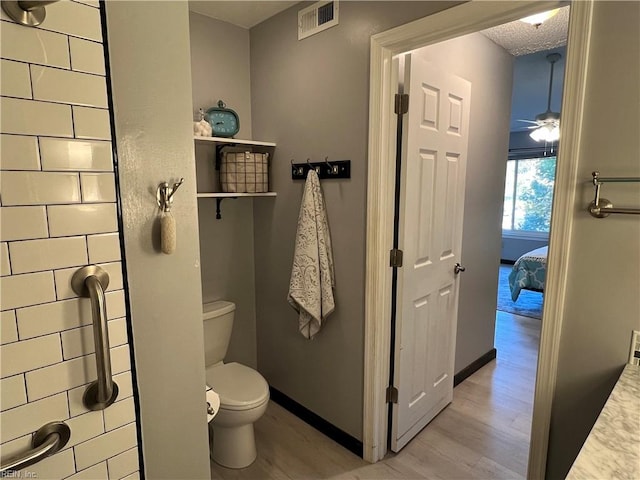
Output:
[{"left": 211, "top": 311, "right": 541, "bottom": 479}]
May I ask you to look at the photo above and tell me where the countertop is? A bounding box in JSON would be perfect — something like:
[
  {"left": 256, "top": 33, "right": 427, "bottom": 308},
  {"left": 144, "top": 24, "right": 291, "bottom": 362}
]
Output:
[{"left": 566, "top": 363, "right": 640, "bottom": 479}]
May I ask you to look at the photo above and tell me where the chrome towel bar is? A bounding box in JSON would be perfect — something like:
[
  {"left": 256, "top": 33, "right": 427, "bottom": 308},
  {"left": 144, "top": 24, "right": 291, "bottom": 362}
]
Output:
[
  {"left": 0, "top": 422, "right": 70, "bottom": 474},
  {"left": 71, "top": 266, "right": 119, "bottom": 410},
  {"left": 588, "top": 171, "right": 640, "bottom": 218}
]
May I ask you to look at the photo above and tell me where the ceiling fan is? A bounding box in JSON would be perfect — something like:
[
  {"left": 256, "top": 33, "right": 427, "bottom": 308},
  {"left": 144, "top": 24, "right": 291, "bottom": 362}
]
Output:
[{"left": 518, "top": 52, "right": 562, "bottom": 142}]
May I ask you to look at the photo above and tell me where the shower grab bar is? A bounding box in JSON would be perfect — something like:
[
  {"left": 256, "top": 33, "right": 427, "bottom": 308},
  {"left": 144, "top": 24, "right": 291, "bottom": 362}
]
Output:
[
  {"left": 71, "top": 266, "right": 119, "bottom": 410},
  {"left": 0, "top": 422, "right": 71, "bottom": 474},
  {"left": 1, "top": 1, "right": 60, "bottom": 27},
  {"left": 588, "top": 171, "right": 640, "bottom": 218}
]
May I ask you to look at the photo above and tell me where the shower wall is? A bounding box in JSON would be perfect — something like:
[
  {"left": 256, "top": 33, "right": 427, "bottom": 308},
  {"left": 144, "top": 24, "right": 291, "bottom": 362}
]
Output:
[{"left": 0, "top": 2, "right": 139, "bottom": 478}]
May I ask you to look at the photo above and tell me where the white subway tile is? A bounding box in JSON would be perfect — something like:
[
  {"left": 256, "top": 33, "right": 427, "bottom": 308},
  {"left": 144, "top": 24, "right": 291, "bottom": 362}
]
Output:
[
  {"left": 70, "top": 37, "right": 105, "bottom": 75},
  {"left": 63, "top": 410, "right": 104, "bottom": 449},
  {"left": 39, "top": 1, "right": 102, "bottom": 42},
  {"left": 111, "top": 344, "right": 131, "bottom": 375},
  {"left": 61, "top": 317, "right": 128, "bottom": 360},
  {"left": 9, "top": 236, "right": 87, "bottom": 274},
  {"left": 74, "top": 423, "right": 137, "bottom": 471},
  {"left": 65, "top": 462, "right": 108, "bottom": 480},
  {"left": 0, "top": 206, "right": 48, "bottom": 241},
  {"left": 87, "top": 233, "right": 121, "bottom": 263},
  {"left": 105, "top": 290, "right": 126, "bottom": 319},
  {"left": 39, "top": 137, "right": 112, "bottom": 171},
  {"left": 1, "top": 171, "right": 81, "bottom": 206},
  {"left": 73, "top": 106, "right": 111, "bottom": 140},
  {"left": 107, "top": 447, "right": 138, "bottom": 479},
  {"left": 104, "top": 396, "right": 135, "bottom": 432},
  {"left": 0, "top": 392, "right": 67, "bottom": 441},
  {"left": 0, "top": 97, "right": 73, "bottom": 137},
  {"left": 73, "top": 0, "right": 100, "bottom": 8},
  {"left": 31, "top": 65, "right": 107, "bottom": 108},
  {"left": 25, "top": 353, "right": 95, "bottom": 400},
  {"left": 0, "top": 134, "right": 41, "bottom": 170},
  {"left": 122, "top": 472, "right": 141, "bottom": 480},
  {"left": 0, "top": 434, "right": 31, "bottom": 458},
  {"left": 0, "top": 271, "right": 55, "bottom": 310},
  {"left": 0, "top": 334, "right": 62, "bottom": 378},
  {"left": 1, "top": 242, "right": 10, "bottom": 276},
  {"left": 108, "top": 317, "right": 128, "bottom": 349},
  {"left": 80, "top": 172, "right": 116, "bottom": 203},
  {"left": 16, "top": 298, "right": 91, "bottom": 339},
  {"left": 18, "top": 446, "right": 75, "bottom": 478},
  {"left": 55, "top": 262, "right": 123, "bottom": 300},
  {"left": 0, "top": 21, "right": 70, "bottom": 68},
  {"left": 0, "top": 374, "right": 27, "bottom": 410},
  {"left": 1, "top": 59, "right": 32, "bottom": 99},
  {"left": 113, "top": 370, "right": 134, "bottom": 400},
  {"left": 67, "top": 370, "right": 133, "bottom": 418},
  {"left": 1, "top": 310, "right": 18, "bottom": 344},
  {"left": 48, "top": 203, "right": 117, "bottom": 236}
]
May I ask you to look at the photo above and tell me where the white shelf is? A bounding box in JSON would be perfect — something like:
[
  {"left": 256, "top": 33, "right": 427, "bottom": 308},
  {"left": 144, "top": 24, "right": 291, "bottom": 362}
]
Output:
[
  {"left": 194, "top": 136, "right": 276, "bottom": 147},
  {"left": 197, "top": 192, "right": 277, "bottom": 198}
]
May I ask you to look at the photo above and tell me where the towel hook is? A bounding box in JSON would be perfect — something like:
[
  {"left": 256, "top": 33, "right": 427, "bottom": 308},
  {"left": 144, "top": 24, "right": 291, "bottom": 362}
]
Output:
[{"left": 325, "top": 156, "right": 338, "bottom": 175}]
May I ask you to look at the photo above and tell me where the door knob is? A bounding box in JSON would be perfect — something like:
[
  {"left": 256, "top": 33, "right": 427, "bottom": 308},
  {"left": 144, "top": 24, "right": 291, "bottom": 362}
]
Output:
[{"left": 454, "top": 263, "right": 466, "bottom": 274}]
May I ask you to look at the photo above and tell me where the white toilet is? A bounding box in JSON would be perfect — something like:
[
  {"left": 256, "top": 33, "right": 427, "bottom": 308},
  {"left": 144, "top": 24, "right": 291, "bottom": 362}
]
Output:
[{"left": 203, "top": 301, "right": 270, "bottom": 469}]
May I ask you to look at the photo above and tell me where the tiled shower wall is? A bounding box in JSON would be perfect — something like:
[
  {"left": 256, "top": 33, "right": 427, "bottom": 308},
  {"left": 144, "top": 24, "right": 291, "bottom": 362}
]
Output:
[{"left": 0, "top": 1, "right": 140, "bottom": 478}]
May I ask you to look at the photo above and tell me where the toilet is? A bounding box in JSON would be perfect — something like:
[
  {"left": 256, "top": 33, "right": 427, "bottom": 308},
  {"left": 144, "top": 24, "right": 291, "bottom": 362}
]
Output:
[{"left": 203, "top": 301, "right": 269, "bottom": 469}]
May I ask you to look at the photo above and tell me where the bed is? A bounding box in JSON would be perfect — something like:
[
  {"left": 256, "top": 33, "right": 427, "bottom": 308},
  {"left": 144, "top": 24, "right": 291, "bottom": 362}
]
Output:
[{"left": 508, "top": 246, "right": 548, "bottom": 302}]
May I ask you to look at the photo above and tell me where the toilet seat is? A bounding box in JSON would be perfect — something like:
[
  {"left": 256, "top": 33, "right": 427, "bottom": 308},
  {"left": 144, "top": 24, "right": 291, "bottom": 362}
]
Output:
[{"left": 205, "top": 362, "right": 269, "bottom": 411}]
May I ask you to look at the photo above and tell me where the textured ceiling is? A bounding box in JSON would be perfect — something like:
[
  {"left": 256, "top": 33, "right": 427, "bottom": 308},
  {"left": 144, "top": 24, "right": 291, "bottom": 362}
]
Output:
[
  {"left": 481, "top": 6, "right": 570, "bottom": 56},
  {"left": 188, "top": 1, "right": 298, "bottom": 29}
]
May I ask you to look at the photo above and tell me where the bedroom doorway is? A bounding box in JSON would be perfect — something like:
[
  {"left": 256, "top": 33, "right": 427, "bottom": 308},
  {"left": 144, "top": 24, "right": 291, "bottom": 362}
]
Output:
[{"left": 363, "top": 1, "right": 593, "bottom": 478}]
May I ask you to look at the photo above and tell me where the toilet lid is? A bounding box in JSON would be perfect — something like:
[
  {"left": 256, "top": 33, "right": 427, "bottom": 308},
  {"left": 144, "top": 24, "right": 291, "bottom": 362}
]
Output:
[{"left": 205, "top": 362, "right": 269, "bottom": 411}]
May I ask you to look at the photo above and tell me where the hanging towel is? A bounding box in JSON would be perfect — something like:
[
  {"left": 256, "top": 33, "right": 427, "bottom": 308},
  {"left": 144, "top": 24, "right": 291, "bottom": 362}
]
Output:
[{"left": 287, "top": 169, "right": 335, "bottom": 339}]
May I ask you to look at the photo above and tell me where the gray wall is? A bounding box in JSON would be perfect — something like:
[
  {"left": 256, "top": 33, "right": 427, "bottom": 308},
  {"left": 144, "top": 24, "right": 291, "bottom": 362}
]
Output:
[
  {"left": 501, "top": 237, "right": 547, "bottom": 263},
  {"left": 105, "top": 3, "right": 211, "bottom": 478},
  {"left": 189, "top": 12, "right": 252, "bottom": 139},
  {"left": 546, "top": 2, "right": 640, "bottom": 478},
  {"left": 250, "top": 1, "right": 461, "bottom": 440},
  {"left": 190, "top": 12, "right": 257, "bottom": 368},
  {"left": 412, "top": 33, "right": 514, "bottom": 374},
  {"left": 509, "top": 47, "right": 566, "bottom": 131}
]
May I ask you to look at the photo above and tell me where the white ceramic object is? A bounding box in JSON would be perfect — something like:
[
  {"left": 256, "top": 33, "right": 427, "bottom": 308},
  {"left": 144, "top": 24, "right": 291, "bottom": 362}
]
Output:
[{"left": 203, "top": 301, "right": 270, "bottom": 468}]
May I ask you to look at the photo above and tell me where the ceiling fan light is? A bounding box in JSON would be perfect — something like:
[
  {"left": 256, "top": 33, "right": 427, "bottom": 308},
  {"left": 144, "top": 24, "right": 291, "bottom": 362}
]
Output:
[
  {"left": 520, "top": 9, "right": 559, "bottom": 27},
  {"left": 530, "top": 124, "right": 560, "bottom": 142}
]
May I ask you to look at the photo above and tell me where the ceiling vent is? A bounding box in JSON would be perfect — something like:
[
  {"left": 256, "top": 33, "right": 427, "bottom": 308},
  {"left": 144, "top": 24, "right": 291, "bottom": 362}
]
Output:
[{"left": 298, "top": 1, "right": 339, "bottom": 40}]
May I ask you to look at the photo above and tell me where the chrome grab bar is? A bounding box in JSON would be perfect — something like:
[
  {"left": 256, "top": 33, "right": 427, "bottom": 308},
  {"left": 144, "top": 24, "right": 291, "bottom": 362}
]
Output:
[
  {"left": 0, "top": 422, "right": 71, "bottom": 474},
  {"left": 1, "top": 1, "right": 59, "bottom": 27},
  {"left": 71, "top": 266, "right": 119, "bottom": 410},
  {"left": 588, "top": 171, "right": 640, "bottom": 218}
]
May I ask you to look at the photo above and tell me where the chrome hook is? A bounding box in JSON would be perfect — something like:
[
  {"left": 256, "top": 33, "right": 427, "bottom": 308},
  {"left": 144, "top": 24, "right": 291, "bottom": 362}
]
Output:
[{"left": 157, "top": 178, "right": 184, "bottom": 213}]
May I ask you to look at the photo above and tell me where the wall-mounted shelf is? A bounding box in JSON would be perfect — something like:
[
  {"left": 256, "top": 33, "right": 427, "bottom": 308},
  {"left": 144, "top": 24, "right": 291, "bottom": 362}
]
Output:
[
  {"left": 193, "top": 136, "right": 276, "bottom": 147},
  {"left": 197, "top": 192, "right": 276, "bottom": 219},
  {"left": 194, "top": 137, "right": 277, "bottom": 219},
  {"left": 196, "top": 192, "right": 277, "bottom": 198}
]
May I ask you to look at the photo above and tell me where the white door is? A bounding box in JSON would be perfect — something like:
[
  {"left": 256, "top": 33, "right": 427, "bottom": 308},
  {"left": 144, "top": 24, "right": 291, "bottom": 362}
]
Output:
[{"left": 391, "top": 53, "right": 471, "bottom": 452}]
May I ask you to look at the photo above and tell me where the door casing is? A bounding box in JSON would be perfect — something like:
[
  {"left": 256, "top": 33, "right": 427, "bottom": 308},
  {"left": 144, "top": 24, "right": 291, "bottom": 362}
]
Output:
[{"left": 363, "top": 3, "right": 594, "bottom": 480}]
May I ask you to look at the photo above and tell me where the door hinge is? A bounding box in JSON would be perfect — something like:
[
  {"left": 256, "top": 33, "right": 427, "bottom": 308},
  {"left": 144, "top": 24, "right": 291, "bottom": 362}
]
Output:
[
  {"left": 386, "top": 386, "right": 398, "bottom": 404},
  {"left": 394, "top": 93, "right": 409, "bottom": 115},
  {"left": 390, "top": 248, "right": 403, "bottom": 268}
]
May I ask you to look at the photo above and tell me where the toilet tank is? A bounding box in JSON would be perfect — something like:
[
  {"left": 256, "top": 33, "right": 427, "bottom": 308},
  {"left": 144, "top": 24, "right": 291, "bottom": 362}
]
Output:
[{"left": 202, "top": 301, "right": 235, "bottom": 367}]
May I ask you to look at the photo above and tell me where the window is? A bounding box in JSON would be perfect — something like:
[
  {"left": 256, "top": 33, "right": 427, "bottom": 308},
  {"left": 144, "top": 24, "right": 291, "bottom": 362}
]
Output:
[{"left": 502, "top": 156, "right": 556, "bottom": 236}]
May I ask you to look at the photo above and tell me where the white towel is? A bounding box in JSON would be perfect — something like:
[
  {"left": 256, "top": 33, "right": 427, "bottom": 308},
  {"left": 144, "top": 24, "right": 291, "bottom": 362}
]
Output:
[{"left": 287, "top": 169, "right": 335, "bottom": 339}]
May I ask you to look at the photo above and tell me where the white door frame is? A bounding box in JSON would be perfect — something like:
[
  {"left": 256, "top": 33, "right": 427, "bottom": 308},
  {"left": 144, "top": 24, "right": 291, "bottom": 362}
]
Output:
[{"left": 363, "top": 2, "right": 594, "bottom": 479}]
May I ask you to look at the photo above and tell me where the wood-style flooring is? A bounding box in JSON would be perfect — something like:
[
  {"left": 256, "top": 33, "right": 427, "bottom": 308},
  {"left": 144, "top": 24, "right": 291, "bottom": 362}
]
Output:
[{"left": 211, "top": 311, "right": 541, "bottom": 479}]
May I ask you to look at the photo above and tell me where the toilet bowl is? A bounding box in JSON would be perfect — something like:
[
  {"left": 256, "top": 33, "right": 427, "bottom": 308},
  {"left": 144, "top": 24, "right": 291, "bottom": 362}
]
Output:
[
  {"left": 206, "top": 362, "right": 269, "bottom": 468},
  {"left": 203, "top": 301, "right": 270, "bottom": 468}
]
